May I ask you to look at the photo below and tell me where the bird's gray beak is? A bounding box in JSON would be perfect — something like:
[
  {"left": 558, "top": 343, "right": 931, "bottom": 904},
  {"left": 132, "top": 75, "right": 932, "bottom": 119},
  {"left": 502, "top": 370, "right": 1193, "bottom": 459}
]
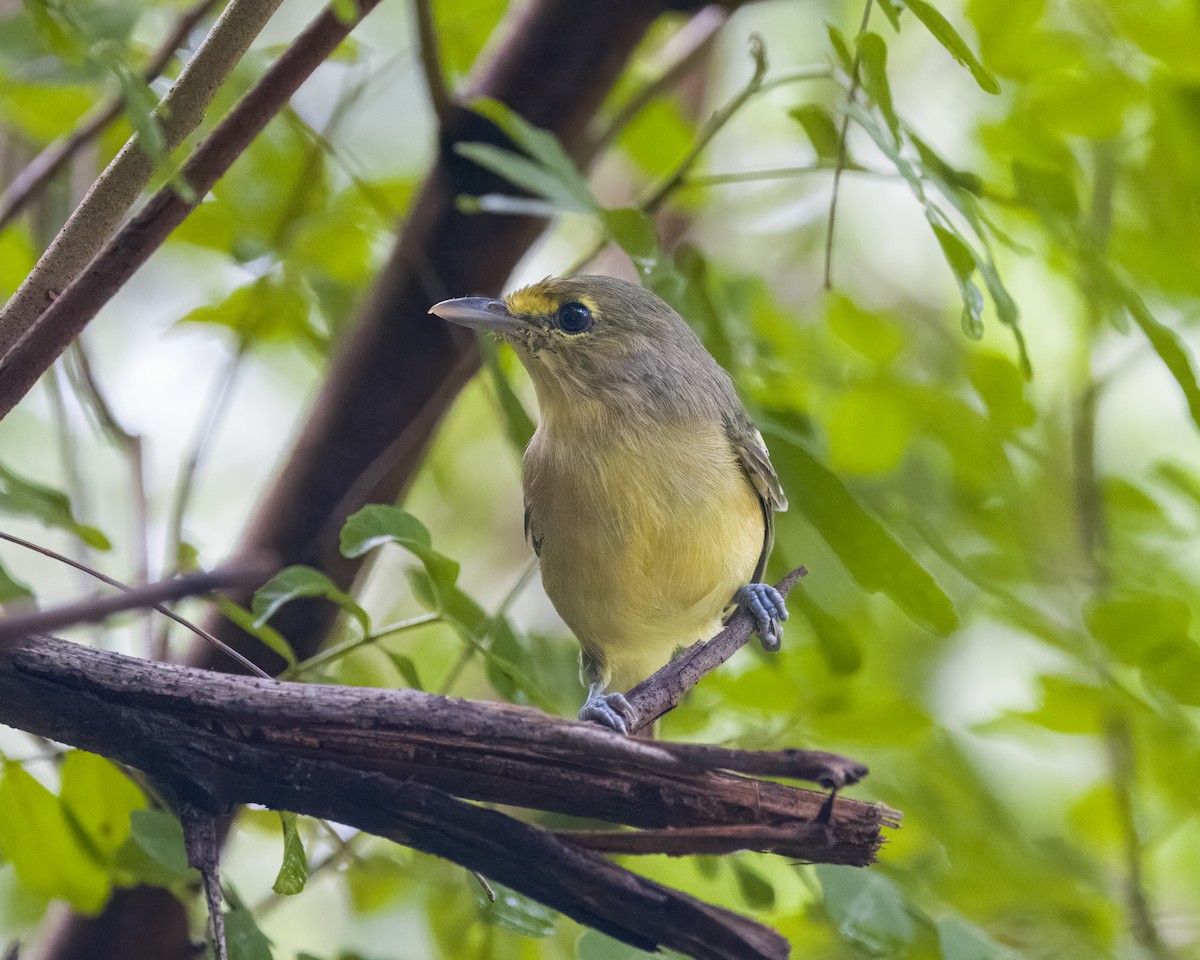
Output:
[{"left": 428, "top": 296, "right": 521, "bottom": 335}]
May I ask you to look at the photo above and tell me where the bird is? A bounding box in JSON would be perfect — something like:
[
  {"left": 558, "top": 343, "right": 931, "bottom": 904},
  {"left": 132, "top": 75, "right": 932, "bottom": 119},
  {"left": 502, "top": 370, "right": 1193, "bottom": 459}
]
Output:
[{"left": 429, "top": 275, "right": 787, "bottom": 734}]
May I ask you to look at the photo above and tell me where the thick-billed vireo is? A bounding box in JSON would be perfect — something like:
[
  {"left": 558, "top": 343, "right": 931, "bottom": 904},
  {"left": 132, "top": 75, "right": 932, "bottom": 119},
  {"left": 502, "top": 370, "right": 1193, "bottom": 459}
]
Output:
[{"left": 430, "top": 276, "right": 788, "bottom": 733}]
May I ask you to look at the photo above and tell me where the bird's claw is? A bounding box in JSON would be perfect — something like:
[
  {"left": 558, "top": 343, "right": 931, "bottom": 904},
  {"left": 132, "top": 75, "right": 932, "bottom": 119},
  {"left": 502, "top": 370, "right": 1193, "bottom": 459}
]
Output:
[
  {"left": 579, "top": 691, "right": 638, "bottom": 735},
  {"left": 736, "top": 582, "right": 788, "bottom": 652}
]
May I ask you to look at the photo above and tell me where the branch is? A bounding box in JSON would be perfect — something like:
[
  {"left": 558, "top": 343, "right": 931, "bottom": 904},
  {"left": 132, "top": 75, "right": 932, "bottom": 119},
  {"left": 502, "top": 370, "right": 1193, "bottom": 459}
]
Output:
[
  {"left": 0, "top": 556, "right": 276, "bottom": 651},
  {"left": 0, "top": 0, "right": 220, "bottom": 232},
  {"left": 626, "top": 567, "right": 808, "bottom": 734},
  {"left": 0, "top": 635, "right": 899, "bottom": 957},
  {"left": 412, "top": 0, "right": 453, "bottom": 127},
  {"left": 0, "top": 0, "right": 385, "bottom": 418},
  {"left": 0, "top": 0, "right": 289, "bottom": 361}
]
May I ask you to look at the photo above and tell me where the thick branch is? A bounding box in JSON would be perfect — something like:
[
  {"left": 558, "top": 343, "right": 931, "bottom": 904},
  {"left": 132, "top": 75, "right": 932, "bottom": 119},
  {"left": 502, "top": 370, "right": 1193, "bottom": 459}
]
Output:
[
  {"left": 0, "top": 636, "right": 899, "bottom": 957},
  {"left": 0, "top": 0, "right": 286, "bottom": 358}
]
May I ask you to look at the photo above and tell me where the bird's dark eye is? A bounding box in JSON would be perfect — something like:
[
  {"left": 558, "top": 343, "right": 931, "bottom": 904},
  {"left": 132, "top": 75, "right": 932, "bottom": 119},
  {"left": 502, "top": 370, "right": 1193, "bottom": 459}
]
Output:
[{"left": 556, "top": 301, "right": 593, "bottom": 334}]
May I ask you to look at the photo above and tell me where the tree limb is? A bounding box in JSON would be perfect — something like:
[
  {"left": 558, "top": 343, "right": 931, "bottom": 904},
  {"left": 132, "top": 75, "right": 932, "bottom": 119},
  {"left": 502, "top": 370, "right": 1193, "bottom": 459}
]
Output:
[{"left": 0, "top": 634, "right": 899, "bottom": 957}]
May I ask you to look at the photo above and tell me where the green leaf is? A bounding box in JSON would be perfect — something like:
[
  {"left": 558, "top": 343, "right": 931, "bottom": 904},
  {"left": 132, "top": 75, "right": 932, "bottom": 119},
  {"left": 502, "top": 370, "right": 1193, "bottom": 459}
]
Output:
[
  {"left": 1012, "top": 675, "right": 1103, "bottom": 735},
  {"left": 789, "top": 104, "right": 842, "bottom": 162},
  {"left": 0, "top": 762, "right": 110, "bottom": 913},
  {"left": 858, "top": 33, "right": 899, "bottom": 141},
  {"left": 346, "top": 852, "right": 409, "bottom": 913},
  {"left": 930, "top": 222, "right": 986, "bottom": 338},
  {"left": 1124, "top": 290, "right": 1200, "bottom": 433},
  {"left": 271, "top": 812, "right": 308, "bottom": 896},
  {"left": 251, "top": 565, "right": 370, "bottom": 635},
  {"left": 1142, "top": 642, "right": 1200, "bottom": 706},
  {"left": 0, "top": 463, "right": 110, "bottom": 550},
  {"left": 876, "top": 0, "right": 903, "bottom": 31},
  {"left": 176, "top": 276, "right": 314, "bottom": 345},
  {"left": 0, "top": 558, "right": 34, "bottom": 604},
  {"left": 904, "top": 0, "right": 1000, "bottom": 94},
  {"left": 732, "top": 859, "right": 776, "bottom": 910},
  {"left": 458, "top": 98, "right": 598, "bottom": 214},
  {"left": 602, "top": 207, "right": 660, "bottom": 267},
  {"left": 790, "top": 589, "right": 863, "bottom": 675},
  {"left": 483, "top": 882, "right": 557, "bottom": 937},
  {"left": 385, "top": 651, "right": 424, "bottom": 691},
  {"left": 937, "top": 916, "right": 1019, "bottom": 959},
  {"left": 1012, "top": 160, "right": 1079, "bottom": 220},
  {"left": 827, "top": 387, "right": 914, "bottom": 476},
  {"left": 819, "top": 864, "right": 915, "bottom": 954},
  {"left": 1085, "top": 592, "right": 1191, "bottom": 665},
  {"left": 213, "top": 596, "right": 297, "bottom": 668},
  {"left": 764, "top": 420, "right": 959, "bottom": 635},
  {"left": 224, "top": 902, "right": 275, "bottom": 960},
  {"left": 59, "top": 752, "right": 146, "bottom": 857},
  {"left": 578, "top": 931, "right": 658, "bottom": 959},
  {"left": 340, "top": 506, "right": 460, "bottom": 608},
  {"left": 481, "top": 338, "right": 535, "bottom": 452},
  {"left": 825, "top": 23, "right": 855, "bottom": 74},
  {"left": 125, "top": 809, "right": 193, "bottom": 881}
]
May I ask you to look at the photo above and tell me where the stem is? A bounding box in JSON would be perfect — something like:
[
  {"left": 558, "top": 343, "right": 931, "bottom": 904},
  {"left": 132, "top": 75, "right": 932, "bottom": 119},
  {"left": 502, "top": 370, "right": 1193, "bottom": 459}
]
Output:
[
  {"left": 823, "top": 0, "right": 875, "bottom": 289},
  {"left": 412, "top": 0, "right": 453, "bottom": 126},
  {"left": 682, "top": 162, "right": 889, "bottom": 187},
  {"left": 65, "top": 340, "right": 154, "bottom": 654},
  {"left": 44, "top": 364, "right": 92, "bottom": 595},
  {"left": 1072, "top": 140, "right": 1173, "bottom": 960},
  {"left": 284, "top": 612, "right": 441, "bottom": 680},
  {"left": 438, "top": 558, "right": 538, "bottom": 695}
]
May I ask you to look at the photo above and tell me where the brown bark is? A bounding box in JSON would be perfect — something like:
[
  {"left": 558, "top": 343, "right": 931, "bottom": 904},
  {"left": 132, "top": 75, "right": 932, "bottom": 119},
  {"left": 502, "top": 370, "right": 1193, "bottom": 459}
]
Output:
[{"left": 0, "top": 634, "right": 898, "bottom": 958}]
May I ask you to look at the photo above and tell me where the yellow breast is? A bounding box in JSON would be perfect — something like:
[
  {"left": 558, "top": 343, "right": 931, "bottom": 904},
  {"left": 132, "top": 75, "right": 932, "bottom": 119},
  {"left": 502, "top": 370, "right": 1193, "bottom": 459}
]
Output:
[{"left": 524, "top": 410, "right": 764, "bottom": 688}]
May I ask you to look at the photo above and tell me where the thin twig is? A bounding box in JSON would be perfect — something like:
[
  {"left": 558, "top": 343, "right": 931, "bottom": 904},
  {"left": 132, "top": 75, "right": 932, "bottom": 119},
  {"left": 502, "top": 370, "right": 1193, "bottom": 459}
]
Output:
[
  {"left": 438, "top": 558, "right": 538, "bottom": 694},
  {"left": 284, "top": 612, "right": 440, "bottom": 679},
  {"left": 682, "top": 161, "right": 885, "bottom": 187},
  {"left": 0, "top": 0, "right": 220, "bottom": 232},
  {"left": 823, "top": 0, "right": 875, "bottom": 289},
  {"left": 412, "top": 0, "right": 453, "bottom": 127},
  {"left": 180, "top": 804, "right": 228, "bottom": 960},
  {"left": 624, "top": 567, "right": 807, "bottom": 735},
  {"left": 65, "top": 340, "right": 154, "bottom": 654},
  {"left": 0, "top": 532, "right": 274, "bottom": 676}
]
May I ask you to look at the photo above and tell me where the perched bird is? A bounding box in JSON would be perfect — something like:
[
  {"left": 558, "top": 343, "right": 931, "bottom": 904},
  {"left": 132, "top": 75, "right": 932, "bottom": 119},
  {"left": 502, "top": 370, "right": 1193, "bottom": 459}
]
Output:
[{"left": 430, "top": 276, "right": 787, "bottom": 733}]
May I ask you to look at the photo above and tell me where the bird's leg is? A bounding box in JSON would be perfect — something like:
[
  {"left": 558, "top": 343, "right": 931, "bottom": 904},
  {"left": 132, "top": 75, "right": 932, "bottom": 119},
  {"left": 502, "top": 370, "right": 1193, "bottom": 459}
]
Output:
[
  {"left": 735, "top": 582, "right": 789, "bottom": 653},
  {"left": 577, "top": 653, "right": 638, "bottom": 735}
]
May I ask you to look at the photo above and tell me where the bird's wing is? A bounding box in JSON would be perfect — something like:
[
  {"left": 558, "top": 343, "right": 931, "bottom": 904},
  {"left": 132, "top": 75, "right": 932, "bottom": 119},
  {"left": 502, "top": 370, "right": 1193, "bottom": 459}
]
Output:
[
  {"left": 524, "top": 500, "right": 542, "bottom": 557},
  {"left": 727, "top": 418, "right": 787, "bottom": 583}
]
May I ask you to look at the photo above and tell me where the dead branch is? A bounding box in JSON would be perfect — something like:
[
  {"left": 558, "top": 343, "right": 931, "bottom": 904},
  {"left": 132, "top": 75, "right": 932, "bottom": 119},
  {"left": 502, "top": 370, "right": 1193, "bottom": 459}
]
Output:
[{"left": 0, "top": 633, "right": 898, "bottom": 958}]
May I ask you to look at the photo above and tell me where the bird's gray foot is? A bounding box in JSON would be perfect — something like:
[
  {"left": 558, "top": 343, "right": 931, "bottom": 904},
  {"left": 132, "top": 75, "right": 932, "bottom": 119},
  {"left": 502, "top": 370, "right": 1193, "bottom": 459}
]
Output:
[
  {"left": 736, "top": 582, "right": 788, "bottom": 652},
  {"left": 579, "top": 690, "right": 637, "bottom": 735}
]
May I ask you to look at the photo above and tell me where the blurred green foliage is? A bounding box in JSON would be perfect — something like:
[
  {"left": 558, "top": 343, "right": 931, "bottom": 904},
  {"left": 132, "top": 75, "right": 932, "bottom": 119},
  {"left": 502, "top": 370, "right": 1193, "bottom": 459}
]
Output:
[{"left": 2, "top": 0, "right": 1200, "bottom": 959}]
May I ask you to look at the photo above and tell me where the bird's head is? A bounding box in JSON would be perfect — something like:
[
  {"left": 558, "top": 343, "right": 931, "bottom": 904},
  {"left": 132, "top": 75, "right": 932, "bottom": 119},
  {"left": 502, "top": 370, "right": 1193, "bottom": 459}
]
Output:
[{"left": 429, "top": 275, "right": 706, "bottom": 410}]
